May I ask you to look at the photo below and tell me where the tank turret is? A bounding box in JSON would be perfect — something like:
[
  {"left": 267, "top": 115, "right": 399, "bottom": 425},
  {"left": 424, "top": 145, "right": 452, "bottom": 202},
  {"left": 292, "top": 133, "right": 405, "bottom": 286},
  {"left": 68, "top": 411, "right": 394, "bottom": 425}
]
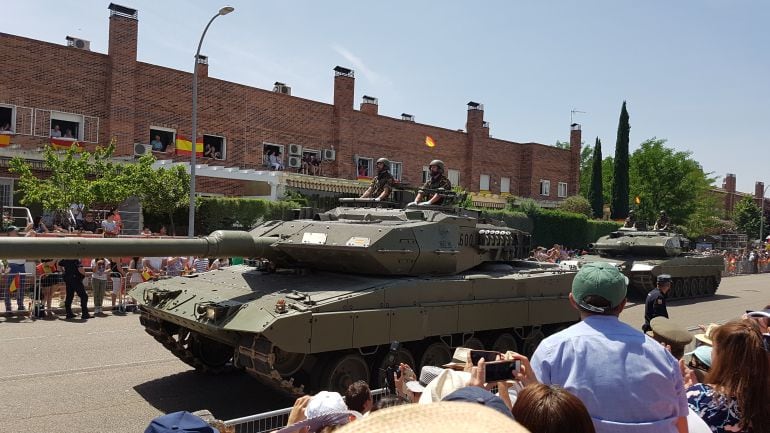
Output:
[
  {"left": 591, "top": 229, "right": 687, "bottom": 258},
  {"left": 0, "top": 198, "right": 577, "bottom": 395}
]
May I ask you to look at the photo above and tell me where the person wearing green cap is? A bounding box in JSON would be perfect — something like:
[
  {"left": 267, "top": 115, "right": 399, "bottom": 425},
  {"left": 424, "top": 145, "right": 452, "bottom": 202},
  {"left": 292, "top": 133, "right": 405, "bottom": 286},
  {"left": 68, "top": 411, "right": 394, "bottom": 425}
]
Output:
[{"left": 530, "top": 262, "right": 689, "bottom": 433}]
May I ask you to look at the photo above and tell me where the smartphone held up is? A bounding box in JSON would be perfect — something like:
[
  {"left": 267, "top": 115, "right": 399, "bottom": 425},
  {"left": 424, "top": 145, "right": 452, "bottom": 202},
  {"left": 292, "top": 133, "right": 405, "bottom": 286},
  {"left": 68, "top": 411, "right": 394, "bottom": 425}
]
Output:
[{"left": 484, "top": 359, "right": 521, "bottom": 382}]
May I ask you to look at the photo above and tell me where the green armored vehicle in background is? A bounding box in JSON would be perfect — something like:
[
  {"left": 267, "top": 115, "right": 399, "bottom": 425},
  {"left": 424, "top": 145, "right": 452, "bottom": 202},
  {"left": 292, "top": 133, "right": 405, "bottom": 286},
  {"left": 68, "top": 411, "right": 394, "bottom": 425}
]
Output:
[
  {"left": 561, "top": 228, "right": 724, "bottom": 300},
  {"left": 0, "top": 197, "right": 578, "bottom": 395}
]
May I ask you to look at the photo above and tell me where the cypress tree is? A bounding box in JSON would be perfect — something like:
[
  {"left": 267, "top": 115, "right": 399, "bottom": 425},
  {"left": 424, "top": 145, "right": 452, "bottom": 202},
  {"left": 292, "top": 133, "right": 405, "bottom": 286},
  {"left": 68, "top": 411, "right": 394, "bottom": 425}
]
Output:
[
  {"left": 611, "top": 101, "right": 630, "bottom": 219},
  {"left": 588, "top": 137, "right": 603, "bottom": 218}
]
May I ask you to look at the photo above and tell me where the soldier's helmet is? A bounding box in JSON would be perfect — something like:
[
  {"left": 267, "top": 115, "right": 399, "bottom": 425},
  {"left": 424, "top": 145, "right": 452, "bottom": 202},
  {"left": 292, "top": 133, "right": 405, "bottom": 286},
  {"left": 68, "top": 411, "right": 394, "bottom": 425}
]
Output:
[
  {"left": 628, "top": 210, "right": 635, "bottom": 215},
  {"left": 429, "top": 159, "right": 445, "bottom": 172},
  {"left": 660, "top": 210, "right": 667, "bottom": 215},
  {"left": 376, "top": 158, "right": 390, "bottom": 169}
]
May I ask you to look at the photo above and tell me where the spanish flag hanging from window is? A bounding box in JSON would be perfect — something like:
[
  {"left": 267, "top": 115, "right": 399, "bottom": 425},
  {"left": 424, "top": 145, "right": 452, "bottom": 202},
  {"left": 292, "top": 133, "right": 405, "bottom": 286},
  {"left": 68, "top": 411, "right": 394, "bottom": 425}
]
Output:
[
  {"left": 9, "top": 274, "right": 20, "bottom": 293},
  {"left": 175, "top": 135, "right": 203, "bottom": 156},
  {"left": 425, "top": 136, "right": 436, "bottom": 148},
  {"left": 50, "top": 138, "right": 84, "bottom": 151},
  {"left": 0, "top": 134, "right": 10, "bottom": 147}
]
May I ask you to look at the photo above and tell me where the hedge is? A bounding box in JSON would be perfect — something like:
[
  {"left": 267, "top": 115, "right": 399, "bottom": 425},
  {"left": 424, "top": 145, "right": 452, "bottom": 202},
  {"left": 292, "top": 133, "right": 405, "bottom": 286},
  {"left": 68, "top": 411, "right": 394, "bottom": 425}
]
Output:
[
  {"left": 481, "top": 209, "right": 533, "bottom": 233},
  {"left": 143, "top": 197, "right": 302, "bottom": 235},
  {"left": 531, "top": 209, "right": 620, "bottom": 249}
]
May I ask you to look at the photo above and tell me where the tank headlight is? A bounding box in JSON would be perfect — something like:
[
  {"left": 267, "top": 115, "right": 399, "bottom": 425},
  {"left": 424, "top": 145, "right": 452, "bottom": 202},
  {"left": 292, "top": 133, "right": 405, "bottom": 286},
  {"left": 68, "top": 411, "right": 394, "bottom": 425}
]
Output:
[{"left": 206, "top": 307, "right": 218, "bottom": 320}]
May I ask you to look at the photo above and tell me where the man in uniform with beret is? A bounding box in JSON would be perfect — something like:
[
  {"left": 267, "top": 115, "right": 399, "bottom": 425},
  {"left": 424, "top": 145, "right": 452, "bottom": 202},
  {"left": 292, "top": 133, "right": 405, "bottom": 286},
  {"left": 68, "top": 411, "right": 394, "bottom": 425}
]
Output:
[{"left": 643, "top": 274, "right": 672, "bottom": 333}]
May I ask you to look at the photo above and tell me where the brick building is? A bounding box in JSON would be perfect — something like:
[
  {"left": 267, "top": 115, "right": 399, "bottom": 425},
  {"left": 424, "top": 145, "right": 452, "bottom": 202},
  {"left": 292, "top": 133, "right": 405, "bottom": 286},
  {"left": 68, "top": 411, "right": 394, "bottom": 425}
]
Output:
[
  {"left": 710, "top": 173, "right": 769, "bottom": 218},
  {"left": 0, "top": 3, "right": 581, "bottom": 209}
]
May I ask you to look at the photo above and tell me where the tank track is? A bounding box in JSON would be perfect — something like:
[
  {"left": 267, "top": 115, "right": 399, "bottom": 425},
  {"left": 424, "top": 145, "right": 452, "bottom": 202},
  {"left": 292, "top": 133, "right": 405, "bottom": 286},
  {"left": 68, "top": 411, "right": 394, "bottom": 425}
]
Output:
[
  {"left": 139, "top": 312, "right": 231, "bottom": 374},
  {"left": 628, "top": 274, "right": 720, "bottom": 300},
  {"left": 140, "top": 311, "right": 305, "bottom": 395},
  {"left": 234, "top": 335, "right": 305, "bottom": 395}
]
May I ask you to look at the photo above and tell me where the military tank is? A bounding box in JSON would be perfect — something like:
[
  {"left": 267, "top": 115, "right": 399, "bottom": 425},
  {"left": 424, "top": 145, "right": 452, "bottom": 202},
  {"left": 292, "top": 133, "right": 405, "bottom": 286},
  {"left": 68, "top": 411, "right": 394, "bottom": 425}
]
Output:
[
  {"left": 0, "top": 197, "right": 578, "bottom": 395},
  {"left": 561, "top": 228, "right": 724, "bottom": 299}
]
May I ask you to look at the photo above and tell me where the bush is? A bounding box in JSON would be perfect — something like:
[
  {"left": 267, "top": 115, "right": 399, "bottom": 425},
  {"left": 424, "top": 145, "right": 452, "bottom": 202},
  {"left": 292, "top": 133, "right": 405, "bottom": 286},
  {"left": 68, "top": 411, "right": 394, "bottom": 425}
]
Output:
[
  {"left": 509, "top": 196, "right": 541, "bottom": 217},
  {"left": 558, "top": 196, "right": 592, "bottom": 217}
]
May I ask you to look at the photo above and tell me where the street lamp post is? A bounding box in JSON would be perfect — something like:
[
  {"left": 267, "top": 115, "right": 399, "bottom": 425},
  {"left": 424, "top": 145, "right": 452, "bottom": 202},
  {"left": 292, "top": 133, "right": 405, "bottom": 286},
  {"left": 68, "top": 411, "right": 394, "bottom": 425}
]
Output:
[
  {"left": 760, "top": 184, "right": 769, "bottom": 245},
  {"left": 188, "top": 6, "right": 234, "bottom": 238}
]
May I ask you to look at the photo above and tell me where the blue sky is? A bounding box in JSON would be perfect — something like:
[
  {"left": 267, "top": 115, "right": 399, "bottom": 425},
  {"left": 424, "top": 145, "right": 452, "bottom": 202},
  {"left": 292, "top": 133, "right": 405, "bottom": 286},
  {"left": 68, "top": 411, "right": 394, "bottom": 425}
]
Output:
[{"left": 6, "top": 1, "right": 769, "bottom": 194}]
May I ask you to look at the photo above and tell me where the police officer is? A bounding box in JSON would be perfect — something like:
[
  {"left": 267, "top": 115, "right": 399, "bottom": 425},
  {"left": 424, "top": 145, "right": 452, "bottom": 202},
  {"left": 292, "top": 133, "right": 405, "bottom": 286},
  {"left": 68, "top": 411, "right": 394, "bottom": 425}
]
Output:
[
  {"left": 643, "top": 274, "right": 671, "bottom": 333},
  {"left": 360, "top": 158, "right": 395, "bottom": 201},
  {"left": 410, "top": 159, "right": 452, "bottom": 206}
]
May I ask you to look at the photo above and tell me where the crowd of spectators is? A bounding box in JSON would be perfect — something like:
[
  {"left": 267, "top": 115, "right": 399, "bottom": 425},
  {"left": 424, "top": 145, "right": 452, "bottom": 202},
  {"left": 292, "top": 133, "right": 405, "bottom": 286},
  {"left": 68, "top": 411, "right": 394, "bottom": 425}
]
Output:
[
  {"left": 529, "top": 244, "right": 584, "bottom": 263},
  {"left": 0, "top": 251, "right": 231, "bottom": 317},
  {"left": 263, "top": 262, "right": 769, "bottom": 433}
]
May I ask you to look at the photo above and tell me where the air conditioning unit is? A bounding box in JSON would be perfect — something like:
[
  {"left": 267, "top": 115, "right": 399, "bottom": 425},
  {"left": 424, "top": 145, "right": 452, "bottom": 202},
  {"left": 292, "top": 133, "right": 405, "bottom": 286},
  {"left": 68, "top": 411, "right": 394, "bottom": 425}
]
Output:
[
  {"left": 288, "top": 143, "right": 302, "bottom": 156},
  {"left": 288, "top": 156, "right": 302, "bottom": 168},
  {"left": 323, "top": 149, "right": 336, "bottom": 161},
  {"left": 273, "top": 82, "right": 291, "bottom": 95},
  {"left": 134, "top": 143, "right": 151, "bottom": 157},
  {"left": 66, "top": 36, "right": 91, "bottom": 51}
]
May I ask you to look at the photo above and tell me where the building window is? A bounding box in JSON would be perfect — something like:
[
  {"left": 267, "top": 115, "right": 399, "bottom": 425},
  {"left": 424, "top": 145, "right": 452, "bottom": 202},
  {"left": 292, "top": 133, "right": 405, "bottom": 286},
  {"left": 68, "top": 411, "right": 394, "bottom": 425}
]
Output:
[
  {"left": 0, "top": 105, "right": 15, "bottom": 133},
  {"left": 480, "top": 174, "right": 490, "bottom": 191},
  {"left": 540, "top": 179, "right": 550, "bottom": 196},
  {"left": 448, "top": 169, "right": 460, "bottom": 187},
  {"left": 422, "top": 166, "right": 430, "bottom": 183},
  {"left": 0, "top": 178, "right": 12, "bottom": 207},
  {"left": 558, "top": 182, "right": 568, "bottom": 198},
  {"left": 356, "top": 157, "right": 373, "bottom": 179},
  {"left": 263, "top": 143, "right": 284, "bottom": 169},
  {"left": 501, "top": 177, "right": 510, "bottom": 194},
  {"left": 149, "top": 126, "right": 176, "bottom": 152},
  {"left": 203, "top": 134, "right": 226, "bottom": 160},
  {"left": 301, "top": 149, "right": 322, "bottom": 175},
  {"left": 50, "top": 111, "right": 84, "bottom": 140},
  {"left": 390, "top": 161, "right": 402, "bottom": 181}
]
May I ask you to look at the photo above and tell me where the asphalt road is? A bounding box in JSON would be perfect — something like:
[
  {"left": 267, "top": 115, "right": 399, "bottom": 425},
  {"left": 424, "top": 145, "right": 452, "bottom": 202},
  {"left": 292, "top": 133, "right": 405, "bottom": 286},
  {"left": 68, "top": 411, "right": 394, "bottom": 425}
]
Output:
[{"left": 0, "top": 273, "right": 767, "bottom": 433}]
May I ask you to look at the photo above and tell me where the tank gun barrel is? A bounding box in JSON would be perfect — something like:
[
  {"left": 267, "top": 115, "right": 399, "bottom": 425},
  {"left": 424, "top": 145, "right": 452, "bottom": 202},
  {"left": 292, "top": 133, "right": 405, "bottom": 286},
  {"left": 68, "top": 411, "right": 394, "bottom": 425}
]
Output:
[{"left": 0, "top": 231, "right": 276, "bottom": 260}]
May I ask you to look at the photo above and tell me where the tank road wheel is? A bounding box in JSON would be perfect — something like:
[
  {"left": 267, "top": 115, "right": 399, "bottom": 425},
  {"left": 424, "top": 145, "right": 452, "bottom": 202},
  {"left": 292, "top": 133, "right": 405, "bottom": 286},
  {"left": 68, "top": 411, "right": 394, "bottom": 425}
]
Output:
[
  {"left": 698, "top": 277, "right": 708, "bottom": 296},
  {"left": 462, "top": 337, "right": 485, "bottom": 350},
  {"left": 272, "top": 347, "right": 307, "bottom": 377},
  {"left": 683, "top": 279, "right": 693, "bottom": 298},
  {"left": 420, "top": 342, "right": 452, "bottom": 368},
  {"left": 374, "top": 346, "right": 416, "bottom": 389},
  {"left": 672, "top": 279, "right": 684, "bottom": 299},
  {"left": 190, "top": 334, "right": 233, "bottom": 369},
  {"left": 319, "top": 354, "right": 370, "bottom": 394},
  {"left": 491, "top": 333, "right": 518, "bottom": 354},
  {"left": 522, "top": 328, "right": 546, "bottom": 358},
  {"left": 706, "top": 276, "right": 718, "bottom": 296}
]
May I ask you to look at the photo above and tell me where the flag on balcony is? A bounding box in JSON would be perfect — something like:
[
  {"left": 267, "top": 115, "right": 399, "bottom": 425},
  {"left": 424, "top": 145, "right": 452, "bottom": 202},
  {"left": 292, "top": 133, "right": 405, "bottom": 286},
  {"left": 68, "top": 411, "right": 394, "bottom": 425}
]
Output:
[
  {"left": 141, "top": 269, "right": 154, "bottom": 282},
  {"left": 0, "top": 134, "right": 10, "bottom": 147},
  {"left": 50, "top": 137, "right": 84, "bottom": 151},
  {"left": 175, "top": 135, "right": 203, "bottom": 156},
  {"left": 9, "top": 274, "right": 20, "bottom": 293}
]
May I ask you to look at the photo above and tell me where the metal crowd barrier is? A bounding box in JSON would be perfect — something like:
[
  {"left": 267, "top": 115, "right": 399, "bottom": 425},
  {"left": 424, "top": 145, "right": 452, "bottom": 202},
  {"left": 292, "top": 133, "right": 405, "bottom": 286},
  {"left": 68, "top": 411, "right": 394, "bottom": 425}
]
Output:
[
  {"left": 723, "top": 258, "right": 770, "bottom": 276},
  {"left": 0, "top": 268, "right": 137, "bottom": 315},
  {"left": 224, "top": 388, "right": 388, "bottom": 433}
]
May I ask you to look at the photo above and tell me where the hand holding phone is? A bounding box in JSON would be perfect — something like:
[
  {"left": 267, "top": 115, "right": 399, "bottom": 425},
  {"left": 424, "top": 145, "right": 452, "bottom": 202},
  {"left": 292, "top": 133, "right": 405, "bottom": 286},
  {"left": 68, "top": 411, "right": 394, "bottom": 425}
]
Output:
[
  {"left": 470, "top": 350, "right": 502, "bottom": 365},
  {"left": 484, "top": 359, "right": 521, "bottom": 382}
]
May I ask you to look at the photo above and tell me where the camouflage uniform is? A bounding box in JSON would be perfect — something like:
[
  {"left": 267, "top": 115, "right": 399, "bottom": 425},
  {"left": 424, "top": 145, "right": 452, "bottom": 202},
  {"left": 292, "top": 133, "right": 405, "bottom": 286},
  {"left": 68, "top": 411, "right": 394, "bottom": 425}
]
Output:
[
  {"left": 420, "top": 175, "right": 452, "bottom": 204},
  {"left": 368, "top": 170, "right": 395, "bottom": 199}
]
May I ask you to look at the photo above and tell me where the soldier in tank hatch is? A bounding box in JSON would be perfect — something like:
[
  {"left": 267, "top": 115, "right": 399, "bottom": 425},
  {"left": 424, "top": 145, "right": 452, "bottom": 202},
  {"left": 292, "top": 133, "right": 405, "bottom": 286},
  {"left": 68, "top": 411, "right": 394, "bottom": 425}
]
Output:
[
  {"left": 410, "top": 159, "right": 452, "bottom": 206},
  {"left": 360, "top": 158, "right": 395, "bottom": 201}
]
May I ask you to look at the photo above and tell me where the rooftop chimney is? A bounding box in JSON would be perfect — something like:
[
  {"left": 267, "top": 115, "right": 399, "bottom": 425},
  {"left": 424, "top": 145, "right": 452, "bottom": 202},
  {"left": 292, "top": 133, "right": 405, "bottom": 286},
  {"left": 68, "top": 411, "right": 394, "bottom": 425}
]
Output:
[
  {"left": 401, "top": 113, "right": 414, "bottom": 122},
  {"left": 333, "top": 66, "right": 355, "bottom": 111},
  {"left": 196, "top": 54, "right": 208, "bottom": 78},
  {"left": 360, "top": 95, "right": 378, "bottom": 115}
]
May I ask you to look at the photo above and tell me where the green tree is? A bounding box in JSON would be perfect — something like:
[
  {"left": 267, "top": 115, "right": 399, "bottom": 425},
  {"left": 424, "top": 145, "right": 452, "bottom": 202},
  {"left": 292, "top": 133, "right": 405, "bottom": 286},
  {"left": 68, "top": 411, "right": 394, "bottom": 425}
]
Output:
[
  {"left": 130, "top": 156, "right": 190, "bottom": 235},
  {"left": 602, "top": 156, "right": 614, "bottom": 206},
  {"left": 554, "top": 140, "right": 570, "bottom": 149},
  {"left": 578, "top": 145, "right": 593, "bottom": 198},
  {"left": 733, "top": 196, "right": 763, "bottom": 240},
  {"left": 558, "top": 195, "right": 592, "bottom": 217},
  {"left": 587, "top": 137, "right": 603, "bottom": 218},
  {"left": 8, "top": 140, "right": 141, "bottom": 211},
  {"left": 628, "top": 138, "right": 715, "bottom": 229},
  {"left": 611, "top": 101, "right": 630, "bottom": 219}
]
